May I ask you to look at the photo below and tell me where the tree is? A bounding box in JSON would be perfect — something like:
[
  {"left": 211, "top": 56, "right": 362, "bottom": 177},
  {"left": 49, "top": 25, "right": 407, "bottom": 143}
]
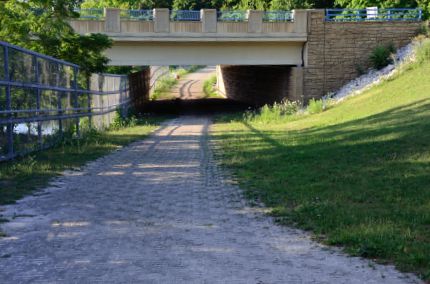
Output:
[
  {"left": 334, "top": 0, "right": 429, "bottom": 19},
  {"left": 334, "top": 0, "right": 417, "bottom": 8},
  {"left": 172, "top": 0, "right": 224, "bottom": 10},
  {"left": 0, "top": 0, "right": 112, "bottom": 75},
  {"left": 81, "top": 0, "right": 174, "bottom": 9}
]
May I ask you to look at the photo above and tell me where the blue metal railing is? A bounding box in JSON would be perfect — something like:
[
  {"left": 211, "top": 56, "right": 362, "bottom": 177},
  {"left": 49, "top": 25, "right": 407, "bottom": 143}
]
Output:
[
  {"left": 0, "top": 41, "right": 130, "bottom": 161},
  {"left": 170, "top": 10, "right": 201, "bottom": 21},
  {"left": 326, "top": 8, "right": 422, "bottom": 22},
  {"left": 73, "top": 8, "right": 104, "bottom": 20},
  {"left": 72, "top": 9, "right": 296, "bottom": 22},
  {"left": 121, "top": 9, "right": 153, "bottom": 21},
  {"left": 217, "top": 10, "right": 248, "bottom": 22},
  {"left": 263, "top": 11, "right": 293, "bottom": 22}
]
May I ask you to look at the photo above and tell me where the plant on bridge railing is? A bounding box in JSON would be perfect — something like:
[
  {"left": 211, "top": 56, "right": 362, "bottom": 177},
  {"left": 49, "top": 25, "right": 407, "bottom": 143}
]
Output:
[{"left": 369, "top": 43, "right": 396, "bottom": 70}]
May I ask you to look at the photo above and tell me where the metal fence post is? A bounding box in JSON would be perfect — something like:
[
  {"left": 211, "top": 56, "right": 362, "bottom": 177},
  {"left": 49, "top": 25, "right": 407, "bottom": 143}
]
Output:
[
  {"left": 73, "top": 67, "right": 80, "bottom": 137},
  {"left": 56, "top": 63, "right": 63, "bottom": 137},
  {"left": 87, "top": 76, "right": 92, "bottom": 129},
  {"left": 4, "top": 45, "right": 13, "bottom": 158},
  {"left": 34, "top": 55, "right": 42, "bottom": 149}
]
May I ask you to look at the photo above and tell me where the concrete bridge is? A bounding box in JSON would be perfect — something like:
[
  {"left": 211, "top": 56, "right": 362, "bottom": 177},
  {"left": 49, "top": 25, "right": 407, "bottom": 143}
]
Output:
[
  {"left": 70, "top": 8, "right": 423, "bottom": 104},
  {"left": 70, "top": 9, "right": 308, "bottom": 66}
]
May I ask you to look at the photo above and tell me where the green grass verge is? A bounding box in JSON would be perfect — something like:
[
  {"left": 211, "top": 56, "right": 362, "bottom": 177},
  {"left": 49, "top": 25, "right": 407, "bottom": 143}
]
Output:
[
  {"left": 0, "top": 116, "right": 164, "bottom": 206},
  {"left": 203, "top": 75, "right": 223, "bottom": 98},
  {"left": 212, "top": 60, "right": 430, "bottom": 278}
]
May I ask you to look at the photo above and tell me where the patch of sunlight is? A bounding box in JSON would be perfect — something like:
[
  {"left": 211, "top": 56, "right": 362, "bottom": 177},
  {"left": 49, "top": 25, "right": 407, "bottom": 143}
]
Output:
[
  {"left": 272, "top": 242, "right": 314, "bottom": 254},
  {"left": 47, "top": 231, "right": 82, "bottom": 240},
  {"left": 234, "top": 207, "right": 272, "bottom": 215},
  {"left": 51, "top": 221, "right": 90, "bottom": 228},
  {"left": 97, "top": 171, "right": 125, "bottom": 176},
  {"left": 63, "top": 171, "right": 84, "bottom": 177},
  {"left": 109, "top": 260, "right": 128, "bottom": 265},
  {"left": 137, "top": 163, "right": 199, "bottom": 169},
  {"left": 74, "top": 259, "right": 91, "bottom": 264},
  {"left": 342, "top": 132, "right": 406, "bottom": 145},
  {"left": 57, "top": 232, "right": 82, "bottom": 238},
  {"left": 190, "top": 246, "right": 234, "bottom": 253},
  {"left": 112, "top": 163, "right": 132, "bottom": 169},
  {"left": 2, "top": 236, "right": 19, "bottom": 241},
  {"left": 104, "top": 220, "right": 130, "bottom": 225}
]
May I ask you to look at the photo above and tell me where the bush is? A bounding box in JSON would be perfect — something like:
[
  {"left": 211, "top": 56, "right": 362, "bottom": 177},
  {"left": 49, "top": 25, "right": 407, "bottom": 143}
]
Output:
[
  {"left": 369, "top": 43, "right": 396, "bottom": 70},
  {"left": 307, "top": 99, "right": 324, "bottom": 114},
  {"left": 110, "top": 109, "right": 138, "bottom": 130}
]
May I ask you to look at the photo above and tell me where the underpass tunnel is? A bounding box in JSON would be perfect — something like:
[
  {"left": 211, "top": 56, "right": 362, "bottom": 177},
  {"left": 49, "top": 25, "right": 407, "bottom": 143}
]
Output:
[{"left": 126, "top": 64, "right": 304, "bottom": 114}]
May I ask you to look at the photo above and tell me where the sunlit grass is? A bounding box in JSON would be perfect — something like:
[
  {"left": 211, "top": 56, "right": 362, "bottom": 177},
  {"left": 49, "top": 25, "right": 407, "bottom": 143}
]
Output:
[{"left": 213, "top": 59, "right": 430, "bottom": 278}]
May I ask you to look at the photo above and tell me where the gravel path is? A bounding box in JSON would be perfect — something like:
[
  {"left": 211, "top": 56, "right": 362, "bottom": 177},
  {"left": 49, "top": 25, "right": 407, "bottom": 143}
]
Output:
[
  {"left": 170, "top": 66, "right": 216, "bottom": 99},
  {"left": 0, "top": 116, "right": 421, "bottom": 283}
]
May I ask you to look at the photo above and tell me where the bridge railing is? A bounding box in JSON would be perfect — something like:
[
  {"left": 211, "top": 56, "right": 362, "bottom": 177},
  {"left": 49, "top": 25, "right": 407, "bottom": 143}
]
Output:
[
  {"left": 74, "top": 9, "right": 294, "bottom": 23},
  {"left": 326, "top": 8, "right": 422, "bottom": 22},
  {"left": 121, "top": 9, "right": 153, "bottom": 21},
  {"left": 263, "top": 11, "right": 293, "bottom": 22},
  {"left": 73, "top": 8, "right": 105, "bottom": 20},
  {"left": 0, "top": 41, "right": 130, "bottom": 162},
  {"left": 170, "top": 10, "right": 201, "bottom": 21},
  {"left": 217, "top": 10, "right": 248, "bottom": 22}
]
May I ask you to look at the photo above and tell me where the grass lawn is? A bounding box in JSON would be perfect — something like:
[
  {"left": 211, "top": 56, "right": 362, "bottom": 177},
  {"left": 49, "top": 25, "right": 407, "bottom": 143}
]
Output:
[
  {"left": 0, "top": 117, "right": 164, "bottom": 207},
  {"left": 212, "top": 61, "right": 430, "bottom": 278}
]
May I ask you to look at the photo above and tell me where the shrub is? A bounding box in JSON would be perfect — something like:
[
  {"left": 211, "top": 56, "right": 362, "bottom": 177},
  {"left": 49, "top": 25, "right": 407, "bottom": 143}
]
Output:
[
  {"left": 369, "top": 43, "right": 396, "bottom": 70},
  {"left": 307, "top": 99, "right": 324, "bottom": 114},
  {"left": 110, "top": 109, "right": 138, "bottom": 130}
]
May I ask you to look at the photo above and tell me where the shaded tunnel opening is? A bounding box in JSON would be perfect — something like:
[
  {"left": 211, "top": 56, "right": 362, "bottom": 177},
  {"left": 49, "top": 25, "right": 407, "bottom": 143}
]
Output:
[{"left": 125, "top": 64, "right": 302, "bottom": 115}]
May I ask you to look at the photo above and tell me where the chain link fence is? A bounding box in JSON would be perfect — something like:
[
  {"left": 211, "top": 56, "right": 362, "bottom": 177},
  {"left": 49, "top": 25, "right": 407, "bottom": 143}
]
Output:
[{"left": 0, "top": 41, "right": 130, "bottom": 161}]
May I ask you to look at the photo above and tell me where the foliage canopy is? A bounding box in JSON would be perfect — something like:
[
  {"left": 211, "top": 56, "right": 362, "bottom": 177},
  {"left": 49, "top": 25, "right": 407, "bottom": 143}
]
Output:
[{"left": 0, "top": 0, "right": 112, "bottom": 75}]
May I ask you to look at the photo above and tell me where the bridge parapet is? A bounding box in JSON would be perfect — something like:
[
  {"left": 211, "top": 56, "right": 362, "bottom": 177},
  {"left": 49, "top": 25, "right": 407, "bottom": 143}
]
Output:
[{"left": 70, "top": 8, "right": 307, "bottom": 40}]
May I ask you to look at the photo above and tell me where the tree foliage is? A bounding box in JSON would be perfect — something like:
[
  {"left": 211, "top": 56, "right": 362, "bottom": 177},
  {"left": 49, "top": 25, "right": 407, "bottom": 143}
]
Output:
[
  {"left": 80, "top": 0, "right": 430, "bottom": 18},
  {"left": 0, "top": 0, "right": 112, "bottom": 75}
]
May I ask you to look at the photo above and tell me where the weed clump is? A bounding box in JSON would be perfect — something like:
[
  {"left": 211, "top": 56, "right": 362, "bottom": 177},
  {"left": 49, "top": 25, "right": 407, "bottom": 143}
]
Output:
[
  {"left": 415, "top": 38, "right": 430, "bottom": 65},
  {"left": 245, "top": 100, "right": 300, "bottom": 123},
  {"left": 369, "top": 43, "right": 396, "bottom": 70},
  {"left": 307, "top": 98, "right": 324, "bottom": 114}
]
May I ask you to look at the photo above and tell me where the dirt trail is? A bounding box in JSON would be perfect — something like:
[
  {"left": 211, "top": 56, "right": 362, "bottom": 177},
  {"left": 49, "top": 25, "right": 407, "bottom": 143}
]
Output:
[{"left": 169, "top": 66, "right": 216, "bottom": 99}]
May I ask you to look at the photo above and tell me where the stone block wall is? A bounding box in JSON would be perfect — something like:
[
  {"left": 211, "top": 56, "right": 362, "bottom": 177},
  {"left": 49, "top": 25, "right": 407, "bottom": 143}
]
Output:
[{"left": 304, "top": 10, "right": 422, "bottom": 100}]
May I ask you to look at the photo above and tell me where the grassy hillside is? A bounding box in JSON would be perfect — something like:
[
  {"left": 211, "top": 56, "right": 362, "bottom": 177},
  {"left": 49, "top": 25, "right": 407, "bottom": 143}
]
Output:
[{"left": 212, "top": 43, "right": 430, "bottom": 278}]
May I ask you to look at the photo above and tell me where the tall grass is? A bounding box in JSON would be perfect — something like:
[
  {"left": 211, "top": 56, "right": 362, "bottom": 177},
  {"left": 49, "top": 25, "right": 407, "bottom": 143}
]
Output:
[
  {"left": 415, "top": 38, "right": 430, "bottom": 65},
  {"left": 245, "top": 100, "right": 300, "bottom": 123},
  {"left": 203, "top": 75, "right": 220, "bottom": 98},
  {"left": 244, "top": 98, "right": 331, "bottom": 124}
]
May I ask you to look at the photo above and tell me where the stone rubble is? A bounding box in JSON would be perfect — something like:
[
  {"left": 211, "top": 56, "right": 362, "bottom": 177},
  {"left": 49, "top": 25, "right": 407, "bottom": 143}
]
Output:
[{"left": 331, "top": 42, "right": 417, "bottom": 102}]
